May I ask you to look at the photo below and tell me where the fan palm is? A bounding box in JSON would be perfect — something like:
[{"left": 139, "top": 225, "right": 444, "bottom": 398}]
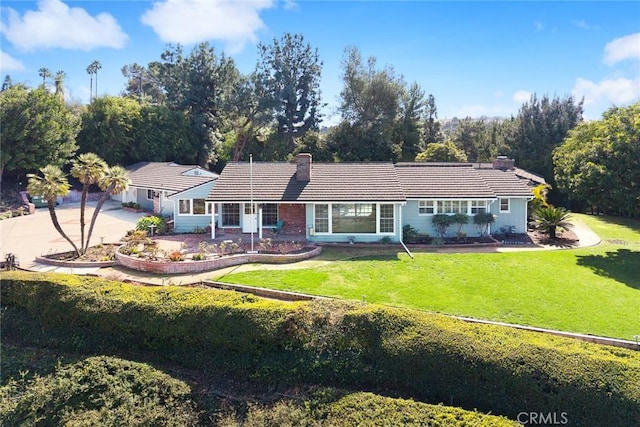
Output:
[
  {"left": 84, "top": 165, "right": 131, "bottom": 251},
  {"left": 71, "top": 153, "right": 108, "bottom": 254},
  {"left": 27, "top": 165, "right": 79, "bottom": 256},
  {"left": 38, "top": 67, "right": 51, "bottom": 86},
  {"left": 534, "top": 206, "right": 571, "bottom": 240}
]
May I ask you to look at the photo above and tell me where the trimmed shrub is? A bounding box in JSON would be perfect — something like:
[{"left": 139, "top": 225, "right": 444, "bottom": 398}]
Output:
[
  {"left": 0, "top": 355, "right": 200, "bottom": 426},
  {"left": 136, "top": 215, "right": 167, "bottom": 235},
  {"left": 1, "top": 271, "right": 639, "bottom": 426}
]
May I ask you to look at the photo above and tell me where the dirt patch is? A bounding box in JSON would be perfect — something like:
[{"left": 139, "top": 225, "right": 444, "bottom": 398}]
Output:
[{"left": 528, "top": 228, "right": 579, "bottom": 247}]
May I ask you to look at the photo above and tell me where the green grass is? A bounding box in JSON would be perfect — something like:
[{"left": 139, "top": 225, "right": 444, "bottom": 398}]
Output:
[{"left": 218, "top": 214, "right": 640, "bottom": 340}]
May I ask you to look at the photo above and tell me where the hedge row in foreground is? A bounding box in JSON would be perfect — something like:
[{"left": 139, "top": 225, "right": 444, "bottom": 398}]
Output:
[
  {"left": 0, "top": 351, "right": 517, "bottom": 426},
  {"left": 1, "top": 271, "right": 639, "bottom": 426}
]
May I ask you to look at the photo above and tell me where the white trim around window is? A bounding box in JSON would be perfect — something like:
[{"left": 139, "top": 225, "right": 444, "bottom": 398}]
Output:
[
  {"left": 177, "top": 198, "right": 208, "bottom": 215},
  {"left": 418, "top": 200, "right": 435, "bottom": 215},
  {"left": 313, "top": 202, "right": 395, "bottom": 235},
  {"left": 499, "top": 198, "right": 510, "bottom": 213}
]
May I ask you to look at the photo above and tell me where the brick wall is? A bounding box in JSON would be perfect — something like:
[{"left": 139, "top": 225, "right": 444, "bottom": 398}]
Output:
[{"left": 279, "top": 204, "right": 306, "bottom": 235}]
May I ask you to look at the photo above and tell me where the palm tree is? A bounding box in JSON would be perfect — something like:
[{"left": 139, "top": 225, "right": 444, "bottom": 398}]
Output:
[
  {"left": 71, "top": 153, "right": 108, "bottom": 254},
  {"left": 27, "top": 165, "right": 80, "bottom": 256},
  {"left": 38, "top": 67, "right": 51, "bottom": 86},
  {"left": 534, "top": 206, "right": 571, "bottom": 240},
  {"left": 84, "top": 165, "right": 131, "bottom": 251},
  {"left": 93, "top": 60, "right": 102, "bottom": 99},
  {"left": 86, "top": 60, "right": 101, "bottom": 102}
]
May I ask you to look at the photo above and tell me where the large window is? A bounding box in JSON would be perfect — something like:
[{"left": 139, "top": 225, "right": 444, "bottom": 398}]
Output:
[
  {"left": 193, "top": 199, "right": 206, "bottom": 215},
  {"left": 314, "top": 204, "right": 329, "bottom": 233},
  {"left": 418, "top": 200, "right": 434, "bottom": 215},
  {"left": 500, "top": 198, "right": 510, "bottom": 212},
  {"left": 261, "top": 204, "right": 278, "bottom": 226},
  {"left": 379, "top": 204, "right": 395, "bottom": 233},
  {"left": 221, "top": 203, "right": 240, "bottom": 226},
  {"left": 178, "top": 199, "right": 190, "bottom": 214},
  {"left": 332, "top": 203, "right": 376, "bottom": 233},
  {"left": 178, "top": 199, "right": 206, "bottom": 215},
  {"left": 471, "top": 200, "right": 487, "bottom": 214},
  {"left": 437, "top": 200, "right": 467, "bottom": 214}
]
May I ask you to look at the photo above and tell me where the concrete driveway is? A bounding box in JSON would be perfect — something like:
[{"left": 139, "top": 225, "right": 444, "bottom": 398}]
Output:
[{"left": 0, "top": 200, "right": 145, "bottom": 271}]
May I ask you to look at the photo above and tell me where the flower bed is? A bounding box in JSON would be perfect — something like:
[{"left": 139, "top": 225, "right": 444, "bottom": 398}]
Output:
[
  {"left": 36, "top": 244, "right": 120, "bottom": 268},
  {"left": 115, "top": 245, "right": 322, "bottom": 274}
]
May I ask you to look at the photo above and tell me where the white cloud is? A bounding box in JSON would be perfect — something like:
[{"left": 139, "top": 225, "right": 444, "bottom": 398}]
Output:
[
  {"left": 141, "top": 0, "right": 274, "bottom": 53},
  {"left": 0, "top": 51, "right": 26, "bottom": 72},
  {"left": 603, "top": 33, "right": 640, "bottom": 66},
  {"left": 571, "top": 19, "right": 592, "bottom": 30},
  {"left": 1, "top": 0, "right": 128, "bottom": 51},
  {"left": 572, "top": 76, "right": 640, "bottom": 107},
  {"left": 283, "top": 0, "right": 298, "bottom": 11},
  {"left": 512, "top": 90, "right": 532, "bottom": 103},
  {"left": 534, "top": 21, "right": 544, "bottom": 31}
]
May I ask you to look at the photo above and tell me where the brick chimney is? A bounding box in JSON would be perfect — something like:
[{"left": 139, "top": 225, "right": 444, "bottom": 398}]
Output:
[
  {"left": 493, "top": 156, "right": 515, "bottom": 170},
  {"left": 296, "top": 153, "right": 312, "bottom": 182}
]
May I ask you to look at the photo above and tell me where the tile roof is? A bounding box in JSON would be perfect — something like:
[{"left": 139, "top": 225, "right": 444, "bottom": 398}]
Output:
[
  {"left": 512, "top": 167, "right": 546, "bottom": 185},
  {"left": 126, "top": 162, "right": 217, "bottom": 194},
  {"left": 475, "top": 168, "right": 535, "bottom": 197},
  {"left": 395, "top": 163, "right": 497, "bottom": 198},
  {"left": 474, "top": 162, "right": 546, "bottom": 185},
  {"left": 207, "top": 162, "right": 406, "bottom": 202},
  {"left": 208, "top": 159, "right": 533, "bottom": 203}
]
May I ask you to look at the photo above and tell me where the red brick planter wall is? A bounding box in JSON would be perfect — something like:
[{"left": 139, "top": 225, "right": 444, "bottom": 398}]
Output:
[{"left": 115, "top": 245, "right": 322, "bottom": 274}]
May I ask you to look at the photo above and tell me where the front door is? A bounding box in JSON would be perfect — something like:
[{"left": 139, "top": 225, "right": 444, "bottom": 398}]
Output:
[{"left": 242, "top": 203, "right": 257, "bottom": 233}]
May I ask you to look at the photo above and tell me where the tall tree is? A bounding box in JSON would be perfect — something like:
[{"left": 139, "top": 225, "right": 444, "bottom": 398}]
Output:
[
  {"left": 86, "top": 60, "right": 101, "bottom": 102},
  {"left": 27, "top": 165, "right": 79, "bottom": 256},
  {"left": 71, "top": 153, "right": 108, "bottom": 254},
  {"left": 256, "top": 33, "right": 323, "bottom": 152},
  {"left": 2, "top": 75, "right": 13, "bottom": 91},
  {"left": 397, "top": 82, "right": 425, "bottom": 161},
  {"left": 227, "top": 71, "right": 275, "bottom": 161},
  {"left": 330, "top": 47, "right": 406, "bottom": 161},
  {"left": 508, "top": 94, "right": 583, "bottom": 183},
  {"left": 0, "top": 85, "right": 79, "bottom": 184},
  {"left": 159, "top": 43, "right": 240, "bottom": 166},
  {"left": 450, "top": 117, "right": 486, "bottom": 162},
  {"left": 554, "top": 102, "right": 640, "bottom": 216},
  {"left": 54, "top": 71, "right": 66, "bottom": 101},
  {"left": 76, "top": 96, "right": 141, "bottom": 165},
  {"left": 38, "top": 67, "right": 51, "bottom": 86},
  {"left": 423, "top": 94, "right": 443, "bottom": 145},
  {"left": 121, "top": 62, "right": 165, "bottom": 103}
]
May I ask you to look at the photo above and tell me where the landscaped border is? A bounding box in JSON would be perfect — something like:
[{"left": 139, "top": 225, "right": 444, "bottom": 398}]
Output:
[{"left": 115, "top": 245, "right": 322, "bottom": 274}]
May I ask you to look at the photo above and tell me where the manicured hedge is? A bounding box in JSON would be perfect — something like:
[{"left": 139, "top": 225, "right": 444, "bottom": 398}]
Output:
[
  {"left": 0, "top": 355, "right": 200, "bottom": 426},
  {"left": 2, "top": 271, "right": 639, "bottom": 426}
]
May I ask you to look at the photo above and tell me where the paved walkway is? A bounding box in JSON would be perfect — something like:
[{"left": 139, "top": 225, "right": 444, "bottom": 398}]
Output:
[{"left": 1, "top": 207, "right": 602, "bottom": 285}]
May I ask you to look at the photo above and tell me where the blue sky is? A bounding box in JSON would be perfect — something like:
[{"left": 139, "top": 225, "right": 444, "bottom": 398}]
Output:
[{"left": 1, "top": 0, "right": 639, "bottom": 123}]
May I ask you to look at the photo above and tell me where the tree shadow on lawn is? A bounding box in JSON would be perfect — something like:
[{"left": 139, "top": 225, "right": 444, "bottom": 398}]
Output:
[{"left": 576, "top": 249, "right": 640, "bottom": 289}]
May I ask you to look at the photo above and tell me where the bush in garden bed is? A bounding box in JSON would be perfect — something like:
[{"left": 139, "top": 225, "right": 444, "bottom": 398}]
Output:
[{"left": 1, "top": 271, "right": 639, "bottom": 426}]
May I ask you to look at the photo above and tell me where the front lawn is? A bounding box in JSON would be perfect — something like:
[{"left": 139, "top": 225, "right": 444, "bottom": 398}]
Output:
[{"left": 217, "top": 214, "right": 640, "bottom": 340}]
